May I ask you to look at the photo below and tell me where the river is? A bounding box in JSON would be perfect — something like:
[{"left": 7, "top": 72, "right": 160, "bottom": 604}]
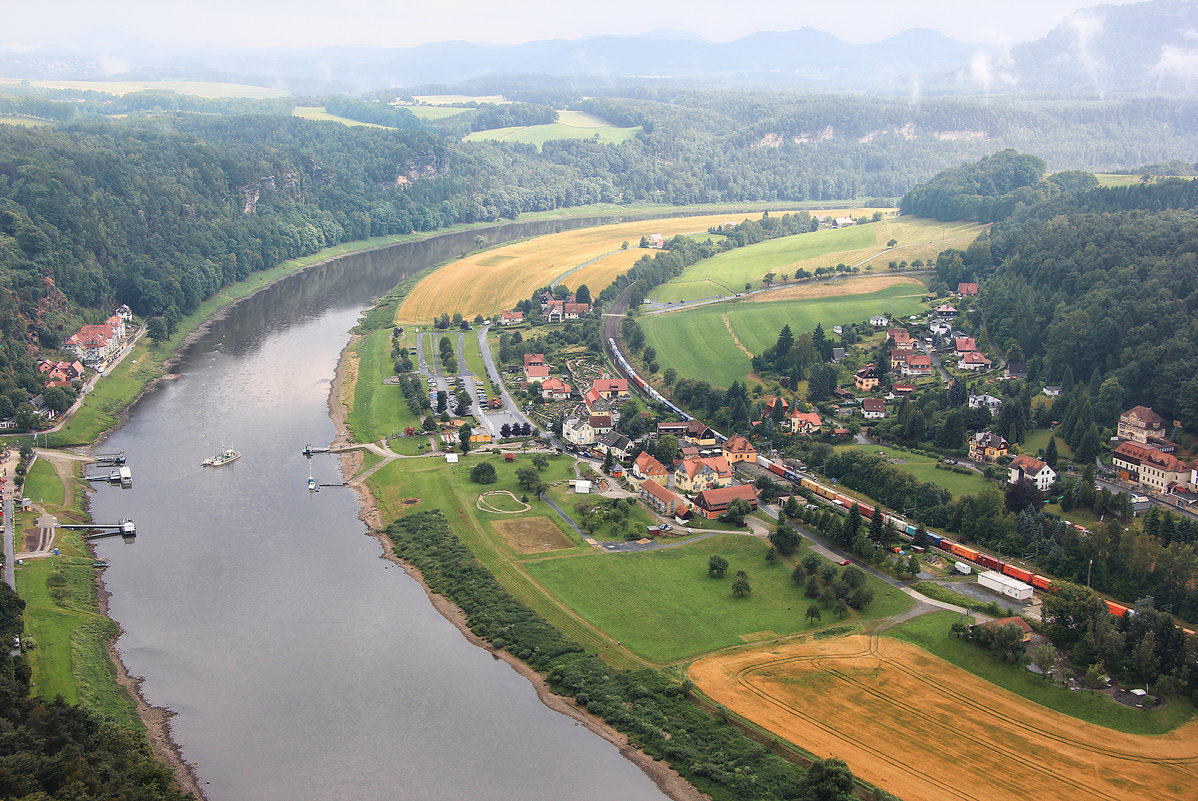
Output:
[{"left": 88, "top": 222, "right": 669, "bottom": 801}]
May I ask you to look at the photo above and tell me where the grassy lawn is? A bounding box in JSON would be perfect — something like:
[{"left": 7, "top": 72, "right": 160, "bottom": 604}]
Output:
[
  {"left": 406, "top": 105, "right": 470, "bottom": 120},
  {"left": 388, "top": 435, "right": 432, "bottom": 456},
  {"left": 884, "top": 611, "right": 1195, "bottom": 735},
  {"left": 841, "top": 444, "right": 988, "bottom": 499},
  {"left": 23, "top": 458, "right": 66, "bottom": 507},
  {"left": 1022, "top": 428, "right": 1073, "bottom": 460},
  {"left": 642, "top": 283, "right": 928, "bottom": 388},
  {"left": 461, "top": 333, "right": 488, "bottom": 378},
  {"left": 526, "top": 534, "right": 913, "bottom": 663},
  {"left": 16, "top": 558, "right": 140, "bottom": 727},
  {"left": 345, "top": 329, "right": 422, "bottom": 442}
]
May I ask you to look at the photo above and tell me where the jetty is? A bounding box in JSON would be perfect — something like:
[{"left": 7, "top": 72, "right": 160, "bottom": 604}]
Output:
[
  {"left": 302, "top": 443, "right": 330, "bottom": 457},
  {"left": 85, "top": 466, "right": 132, "bottom": 486},
  {"left": 91, "top": 451, "right": 127, "bottom": 465},
  {"left": 57, "top": 518, "right": 136, "bottom": 538}
]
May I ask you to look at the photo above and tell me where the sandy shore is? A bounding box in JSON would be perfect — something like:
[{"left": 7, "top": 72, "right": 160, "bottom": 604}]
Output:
[{"left": 326, "top": 340, "right": 709, "bottom": 801}]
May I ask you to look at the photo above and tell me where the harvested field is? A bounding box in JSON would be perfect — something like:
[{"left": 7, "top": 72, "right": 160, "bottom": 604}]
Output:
[
  {"left": 748, "top": 274, "right": 922, "bottom": 303},
  {"left": 396, "top": 211, "right": 811, "bottom": 322},
  {"left": 492, "top": 516, "right": 574, "bottom": 554},
  {"left": 688, "top": 633, "right": 1198, "bottom": 801}
]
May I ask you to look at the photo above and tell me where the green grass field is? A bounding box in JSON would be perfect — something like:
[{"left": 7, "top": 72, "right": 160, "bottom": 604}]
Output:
[
  {"left": 884, "top": 611, "right": 1195, "bottom": 735},
  {"left": 544, "top": 484, "right": 656, "bottom": 540},
  {"left": 0, "top": 116, "right": 51, "bottom": 127},
  {"left": 462, "top": 111, "right": 640, "bottom": 150},
  {"left": 1022, "top": 428, "right": 1073, "bottom": 460},
  {"left": 642, "top": 283, "right": 928, "bottom": 387},
  {"left": 346, "top": 329, "right": 422, "bottom": 442},
  {"left": 1093, "top": 173, "right": 1143, "bottom": 187},
  {"left": 841, "top": 444, "right": 988, "bottom": 499},
  {"left": 526, "top": 534, "right": 913, "bottom": 663},
  {"left": 16, "top": 558, "right": 140, "bottom": 727},
  {"left": 654, "top": 226, "right": 878, "bottom": 302},
  {"left": 23, "top": 458, "right": 66, "bottom": 507}
]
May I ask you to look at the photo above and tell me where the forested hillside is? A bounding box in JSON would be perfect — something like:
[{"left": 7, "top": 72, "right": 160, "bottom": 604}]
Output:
[{"left": 3, "top": 89, "right": 1198, "bottom": 424}]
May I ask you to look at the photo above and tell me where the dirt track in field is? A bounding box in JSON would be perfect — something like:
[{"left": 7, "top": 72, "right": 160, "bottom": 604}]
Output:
[
  {"left": 688, "top": 634, "right": 1198, "bottom": 801},
  {"left": 750, "top": 275, "right": 924, "bottom": 303}
]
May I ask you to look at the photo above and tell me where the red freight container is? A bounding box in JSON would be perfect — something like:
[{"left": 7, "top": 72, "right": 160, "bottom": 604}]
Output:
[
  {"left": 1032, "top": 574, "right": 1053, "bottom": 590},
  {"left": 1107, "top": 601, "right": 1132, "bottom": 618},
  {"left": 769, "top": 462, "right": 787, "bottom": 477},
  {"left": 976, "top": 554, "right": 1000, "bottom": 570},
  {"left": 1003, "top": 564, "right": 1035, "bottom": 583}
]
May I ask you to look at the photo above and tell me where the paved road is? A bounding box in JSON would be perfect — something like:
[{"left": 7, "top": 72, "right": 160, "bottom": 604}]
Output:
[
  {"left": 476, "top": 323, "right": 534, "bottom": 436},
  {"left": 2, "top": 483, "right": 13, "bottom": 590}
]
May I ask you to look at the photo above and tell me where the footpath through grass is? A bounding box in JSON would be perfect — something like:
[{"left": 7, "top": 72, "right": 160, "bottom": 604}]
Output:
[{"left": 885, "top": 611, "right": 1195, "bottom": 735}]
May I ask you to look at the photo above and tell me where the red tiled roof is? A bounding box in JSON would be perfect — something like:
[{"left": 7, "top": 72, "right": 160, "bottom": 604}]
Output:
[
  {"left": 1010, "top": 454, "right": 1049, "bottom": 474},
  {"left": 695, "top": 484, "right": 758, "bottom": 510},
  {"left": 635, "top": 452, "right": 667, "bottom": 476},
  {"left": 640, "top": 478, "right": 676, "bottom": 504},
  {"left": 722, "top": 434, "right": 756, "bottom": 454}
]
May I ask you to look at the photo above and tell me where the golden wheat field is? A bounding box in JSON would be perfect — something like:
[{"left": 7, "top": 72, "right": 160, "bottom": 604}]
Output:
[
  {"left": 688, "top": 634, "right": 1198, "bottom": 801},
  {"left": 396, "top": 210, "right": 858, "bottom": 322}
]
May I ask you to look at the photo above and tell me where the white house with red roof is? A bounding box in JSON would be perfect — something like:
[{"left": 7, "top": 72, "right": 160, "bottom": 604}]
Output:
[
  {"left": 500, "top": 310, "right": 523, "bottom": 325},
  {"left": 788, "top": 410, "right": 823, "bottom": 435},
  {"left": 960, "top": 351, "right": 992, "bottom": 370},
  {"left": 1008, "top": 455, "right": 1057, "bottom": 492},
  {"left": 523, "top": 353, "right": 549, "bottom": 380},
  {"left": 62, "top": 316, "right": 127, "bottom": 366},
  {"left": 539, "top": 377, "right": 572, "bottom": 400}
]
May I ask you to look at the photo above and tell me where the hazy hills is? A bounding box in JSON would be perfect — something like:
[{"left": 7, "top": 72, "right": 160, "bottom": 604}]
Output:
[{"left": 1, "top": 0, "right": 1195, "bottom": 96}]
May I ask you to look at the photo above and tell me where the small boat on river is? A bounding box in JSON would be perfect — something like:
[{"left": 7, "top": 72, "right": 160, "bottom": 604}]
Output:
[{"left": 202, "top": 447, "right": 241, "bottom": 467}]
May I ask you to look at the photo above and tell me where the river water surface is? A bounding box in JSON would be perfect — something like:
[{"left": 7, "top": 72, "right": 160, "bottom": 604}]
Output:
[{"left": 89, "top": 223, "right": 669, "bottom": 801}]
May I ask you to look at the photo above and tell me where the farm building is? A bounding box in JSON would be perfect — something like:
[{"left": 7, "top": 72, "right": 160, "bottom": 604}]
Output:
[{"left": 693, "top": 485, "right": 759, "bottom": 519}]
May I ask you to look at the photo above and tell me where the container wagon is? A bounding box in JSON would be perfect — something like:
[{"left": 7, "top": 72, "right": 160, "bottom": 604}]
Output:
[
  {"left": 1003, "top": 564, "right": 1035, "bottom": 583},
  {"left": 976, "top": 553, "right": 1001, "bottom": 571},
  {"left": 951, "top": 543, "right": 980, "bottom": 561},
  {"left": 1031, "top": 575, "right": 1053, "bottom": 590}
]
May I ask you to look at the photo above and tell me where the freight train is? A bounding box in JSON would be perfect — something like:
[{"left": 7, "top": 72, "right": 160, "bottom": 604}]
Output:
[
  {"left": 757, "top": 456, "right": 1136, "bottom": 620},
  {"left": 607, "top": 337, "right": 693, "bottom": 422}
]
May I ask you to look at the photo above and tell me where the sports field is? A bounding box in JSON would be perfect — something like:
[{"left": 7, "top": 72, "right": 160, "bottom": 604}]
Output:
[
  {"left": 641, "top": 278, "right": 927, "bottom": 387},
  {"left": 525, "top": 534, "right": 912, "bottom": 663},
  {"left": 0, "top": 78, "right": 288, "bottom": 98},
  {"left": 396, "top": 211, "right": 807, "bottom": 322},
  {"left": 688, "top": 632, "right": 1198, "bottom": 801},
  {"left": 653, "top": 217, "right": 981, "bottom": 303},
  {"left": 462, "top": 110, "right": 641, "bottom": 149}
]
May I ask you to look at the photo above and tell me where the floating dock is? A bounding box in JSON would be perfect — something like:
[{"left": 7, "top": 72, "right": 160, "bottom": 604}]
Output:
[
  {"left": 302, "top": 443, "right": 331, "bottom": 457},
  {"left": 92, "top": 451, "right": 127, "bottom": 465},
  {"left": 57, "top": 518, "right": 136, "bottom": 538}
]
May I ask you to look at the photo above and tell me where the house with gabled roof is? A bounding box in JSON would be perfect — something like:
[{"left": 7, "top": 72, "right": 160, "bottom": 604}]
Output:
[
  {"left": 855, "top": 364, "right": 880, "bottom": 391},
  {"left": 958, "top": 282, "right": 979, "bottom": 296},
  {"left": 694, "top": 485, "right": 759, "bottom": 519},
  {"left": 673, "top": 455, "right": 732, "bottom": 494},
  {"left": 639, "top": 478, "right": 684, "bottom": 517},
  {"left": 954, "top": 337, "right": 976, "bottom": 356},
  {"left": 500, "top": 310, "right": 524, "bottom": 325},
  {"left": 721, "top": 434, "right": 756, "bottom": 463},
  {"left": 861, "top": 398, "right": 886, "bottom": 419},
  {"left": 633, "top": 452, "right": 670, "bottom": 485},
  {"left": 788, "top": 410, "right": 823, "bottom": 435},
  {"left": 969, "top": 431, "right": 1008, "bottom": 463},
  {"left": 523, "top": 353, "right": 549, "bottom": 380},
  {"left": 1009, "top": 454, "right": 1056, "bottom": 492},
  {"left": 903, "top": 354, "right": 933, "bottom": 377},
  {"left": 960, "top": 351, "right": 992, "bottom": 371},
  {"left": 1118, "top": 406, "right": 1166, "bottom": 445},
  {"left": 888, "top": 328, "right": 912, "bottom": 346},
  {"left": 540, "top": 377, "right": 572, "bottom": 400}
]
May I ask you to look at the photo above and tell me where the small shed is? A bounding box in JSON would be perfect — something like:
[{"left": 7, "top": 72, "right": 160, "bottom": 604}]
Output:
[
  {"left": 444, "top": 454, "right": 459, "bottom": 464},
  {"left": 503, "top": 453, "right": 517, "bottom": 462},
  {"left": 571, "top": 479, "right": 592, "bottom": 494}
]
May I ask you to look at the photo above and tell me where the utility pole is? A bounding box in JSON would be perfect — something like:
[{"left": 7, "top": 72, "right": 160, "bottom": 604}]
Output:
[{"left": 1087, "top": 558, "right": 1093, "bottom": 588}]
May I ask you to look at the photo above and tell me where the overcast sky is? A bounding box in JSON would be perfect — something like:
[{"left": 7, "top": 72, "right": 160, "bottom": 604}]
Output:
[{"left": 7, "top": 0, "right": 1143, "bottom": 51}]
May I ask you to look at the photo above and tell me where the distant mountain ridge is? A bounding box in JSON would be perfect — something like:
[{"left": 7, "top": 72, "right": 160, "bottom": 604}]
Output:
[{"left": 0, "top": 1, "right": 1192, "bottom": 96}]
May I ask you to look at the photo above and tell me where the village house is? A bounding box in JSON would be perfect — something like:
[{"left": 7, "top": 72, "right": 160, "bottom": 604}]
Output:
[
  {"left": 37, "top": 360, "right": 85, "bottom": 383},
  {"left": 1004, "top": 363, "right": 1028, "bottom": 380},
  {"left": 762, "top": 396, "right": 791, "bottom": 420},
  {"left": 788, "top": 410, "right": 823, "bottom": 435},
  {"left": 954, "top": 337, "right": 976, "bottom": 356},
  {"left": 539, "top": 377, "right": 572, "bottom": 401},
  {"left": 543, "top": 299, "right": 565, "bottom": 321},
  {"left": 562, "top": 416, "right": 597, "bottom": 447},
  {"left": 891, "top": 382, "right": 916, "bottom": 396},
  {"left": 889, "top": 349, "right": 914, "bottom": 371},
  {"left": 832, "top": 216, "right": 854, "bottom": 227},
  {"left": 596, "top": 431, "right": 632, "bottom": 461},
  {"left": 588, "top": 414, "right": 613, "bottom": 437},
  {"left": 979, "top": 616, "right": 1032, "bottom": 643},
  {"left": 1043, "top": 385, "right": 1062, "bottom": 397},
  {"left": 721, "top": 434, "right": 757, "bottom": 463},
  {"left": 499, "top": 310, "right": 523, "bottom": 325},
  {"left": 632, "top": 451, "right": 670, "bottom": 485},
  {"left": 28, "top": 393, "right": 58, "bottom": 421},
  {"left": 888, "top": 328, "right": 912, "bottom": 347},
  {"left": 656, "top": 421, "right": 690, "bottom": 438},
  {"left": 960, "top": 351, "right": 993, "bottom": 371},
  {"left": 584, "top": 393, "right": 616, "bottom": 418},
  {"left": 681, "top": 419, "right": 718, "bottom": 447},
  {"left": 958, "top": 282, "right": 980, "bottom": 297},
  {"left": 968, "top": 394, "right": 1003, "bottom": 415},
  {"left": 523, "top": 353, "right": 549, "bottom": 380},
  {"left": 673, "top": 455, "right": 733, "bottom": 494},
  {"left": 1009, "top": 454, "right": 1057, "bottom": 492},
  {"left": 855, "top": 364, "right": 881, "bottom": 391},
  {"left": 861, "top": 398, "right": 886, "bottom": 419},
  {"left": 934, "top": 304, "right": 958, "bottom": 319},
  {"left": 644, "top": 233, "right": 666, "bottom": 249},
  {"left": 929, "top": 320, "right": 953, "bottom": 337},
  {"left": 903, "top": 354, "right": 933, "bottom": 377},
  {"left": 589, "top": 378, "right": 629, "bottom": 400},
  {"left": 563, "top": 302, "right": 590, "bottom": 320},
  {"left": 969, "top": 431, "right": 1009, "bottom": 463},
  {"left": 831, "top": 346, "right": 846, "bottom": 362},
  {"left": 693, "top": 485, "right": 759, "bottom": 520},
  {"left": 1118, "top": 406, "right": 1167, "bottom": 445},
  {"left": 639, "top": 478, "right": 685, "bottom": 517},
  {"left": 869, "top": 315, "right": 889, "bottom": 327}
]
